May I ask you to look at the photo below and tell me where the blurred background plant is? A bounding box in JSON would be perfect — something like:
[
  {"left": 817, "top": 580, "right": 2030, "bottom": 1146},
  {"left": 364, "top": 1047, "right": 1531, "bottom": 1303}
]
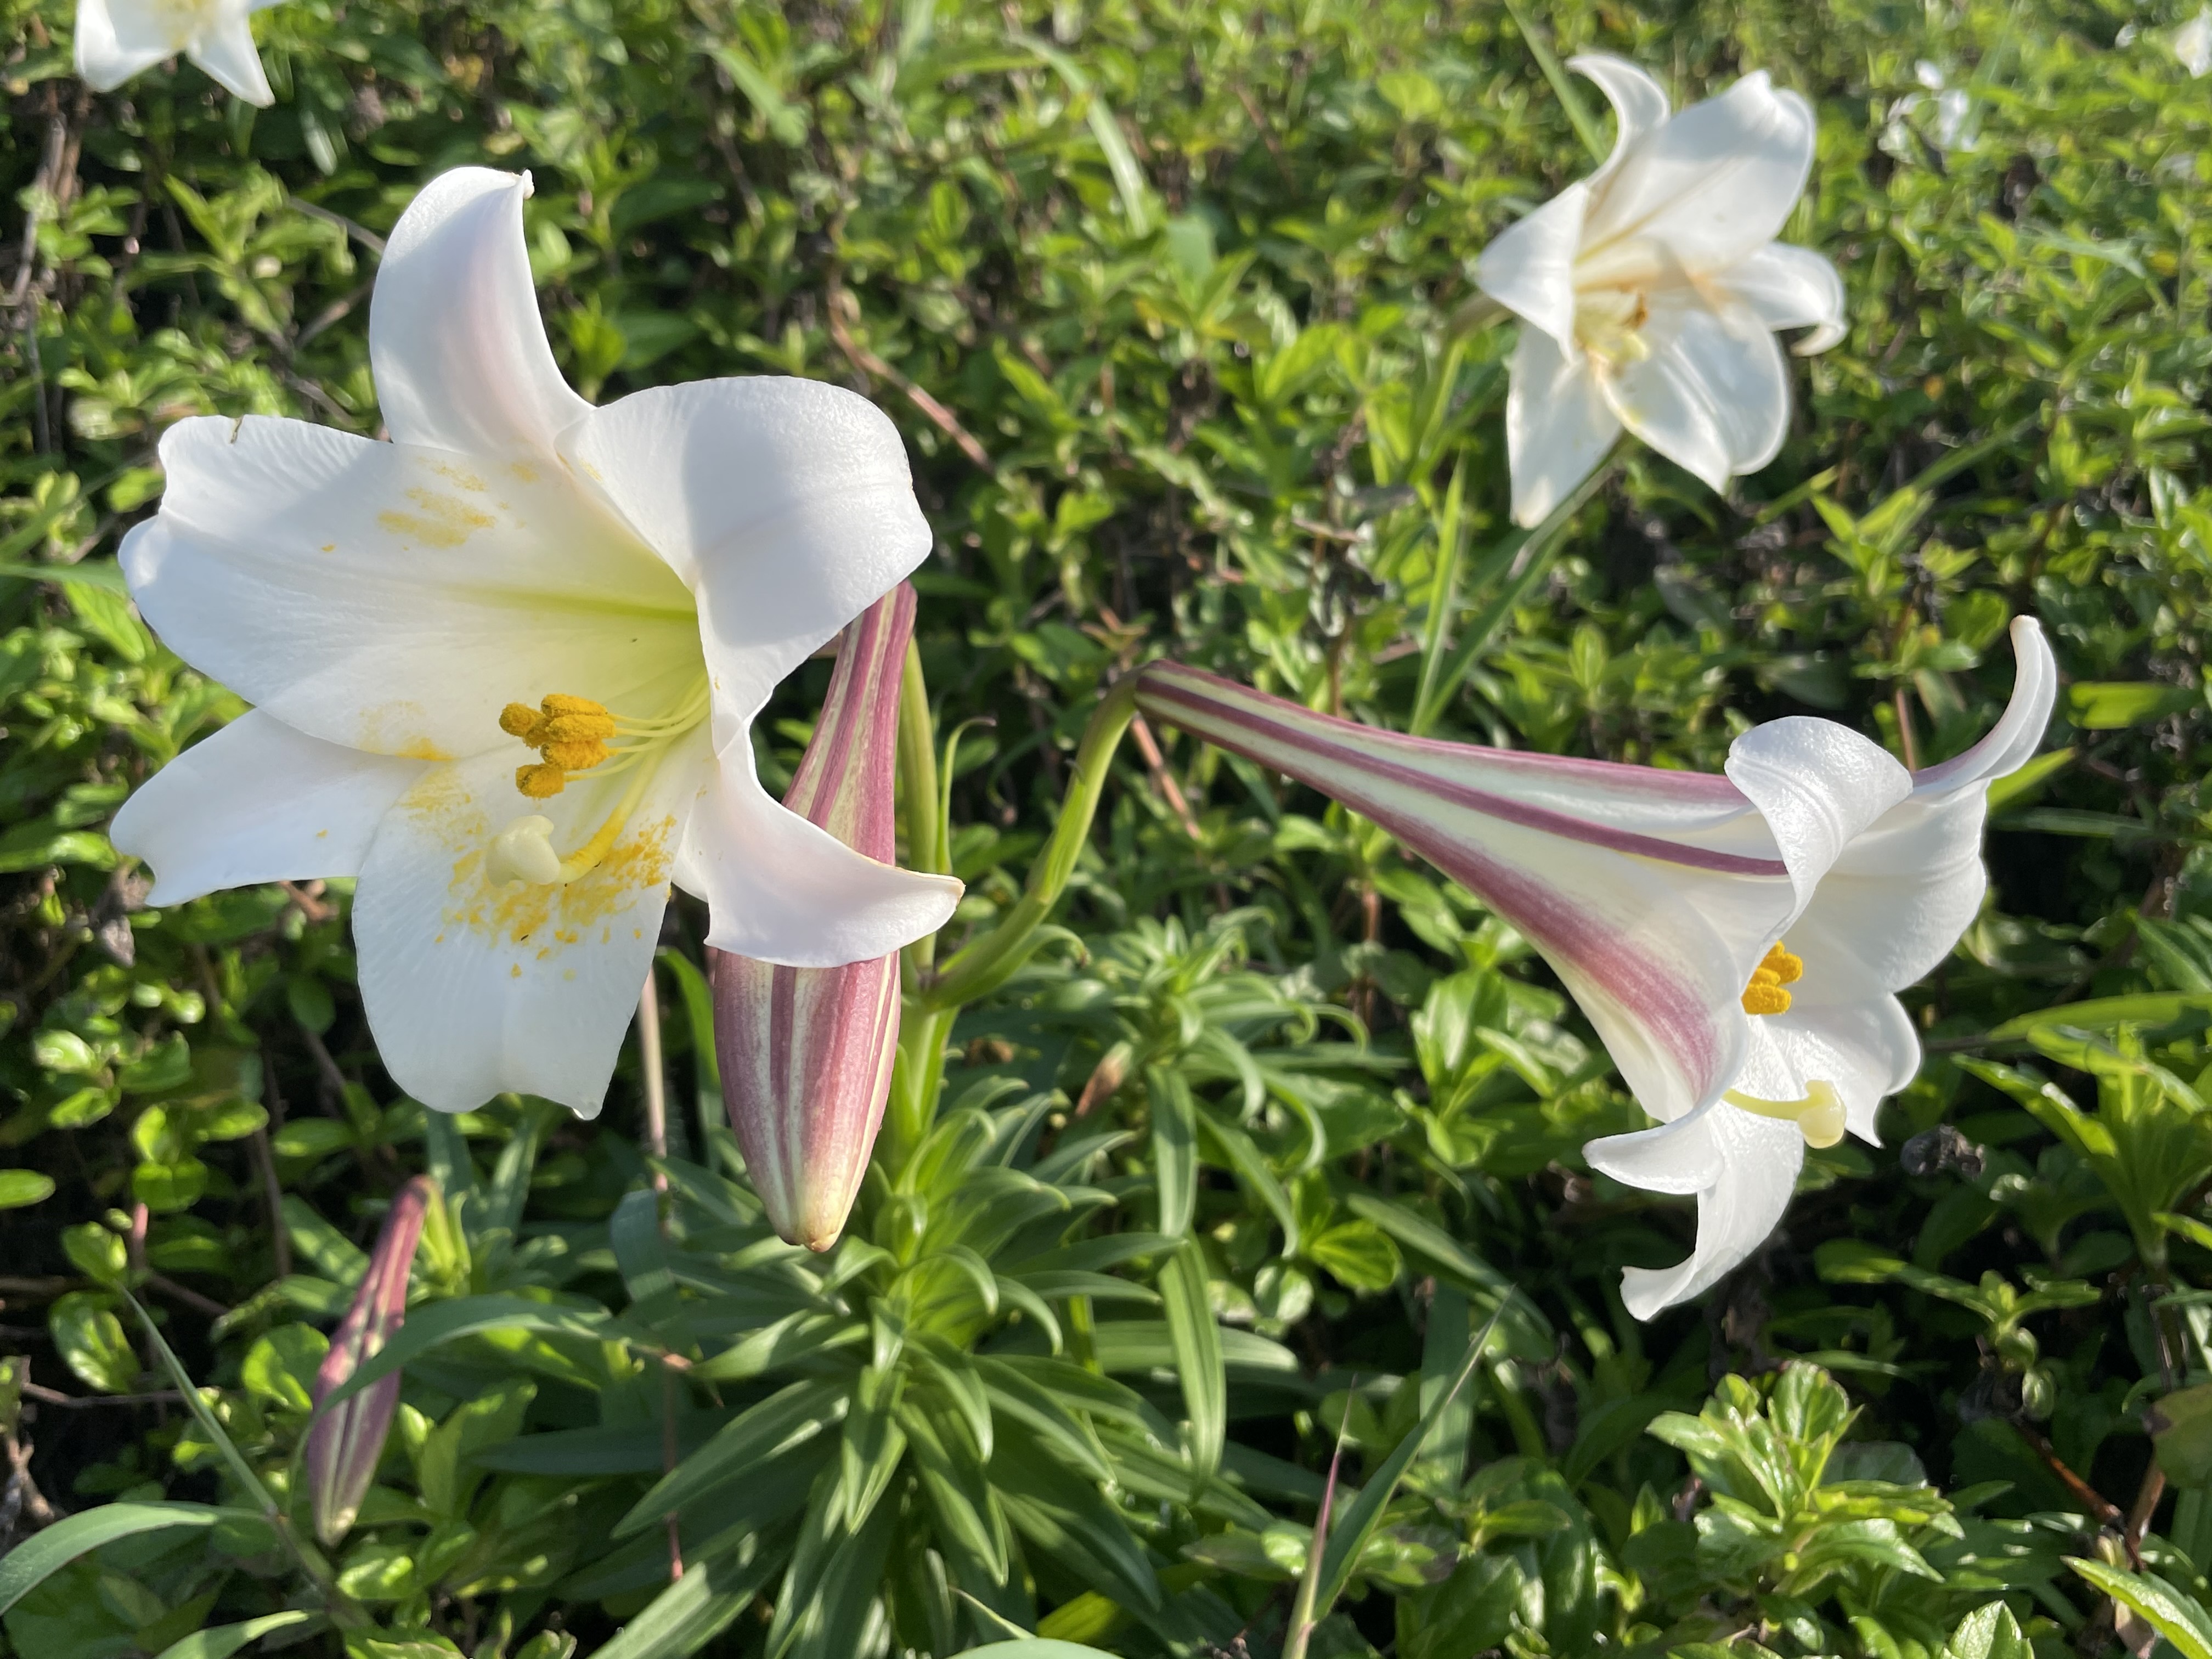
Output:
[{"left": 4, "top": 0, "right": 2212, "bottom": 1654}]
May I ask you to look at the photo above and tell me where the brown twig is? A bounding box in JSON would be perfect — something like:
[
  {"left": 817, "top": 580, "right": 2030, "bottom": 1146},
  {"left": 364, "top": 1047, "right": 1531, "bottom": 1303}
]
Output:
[
  {"left": 145, "top": 1272, "right": 230, "bottom": 1321},
  {"left": 823, "top": 282, "right": 995, "bottom": 472},
  {"left": 2015, "top": 1424, "right": 2124, "bottom": 1528},
  {"left": 257, "top": 1056, "right": 294, "bottom": 1279},
  {"left": 23, "top": 1383, "right": 185, "bottom": 1408}
]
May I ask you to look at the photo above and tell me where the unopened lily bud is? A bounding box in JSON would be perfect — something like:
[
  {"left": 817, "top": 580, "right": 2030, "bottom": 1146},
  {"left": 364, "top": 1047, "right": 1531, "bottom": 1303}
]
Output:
[
  {"left": 307, "top": 1175, "right": 436, "bottom": 1544},
  {"left": 713, "top": 584, "right": 940, "bottom": 1252}
]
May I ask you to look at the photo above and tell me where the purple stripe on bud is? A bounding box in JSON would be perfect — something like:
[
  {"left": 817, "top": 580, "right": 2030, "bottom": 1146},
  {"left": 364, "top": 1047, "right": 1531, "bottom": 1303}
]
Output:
[
  {"left": 713, "top": 584, "right": 915, "bottom": 1251},
  {"left": 307, "top": 1174, "right": 435, "bottom": 1545}
]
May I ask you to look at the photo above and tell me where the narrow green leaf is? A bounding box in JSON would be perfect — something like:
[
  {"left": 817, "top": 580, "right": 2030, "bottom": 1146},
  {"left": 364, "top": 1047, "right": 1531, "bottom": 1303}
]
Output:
[
  {"left": 1159, "top": 1239, "right": 1225, "bottom": 1486},
  {"left": 618, "top": 1377, "right": 850, "bottom": 1536},
  {"left": 591, "top": 1534, "right": 787, "bottom": 1659},
  {"left": 152, "top": 1611, "right": 317, "bottom": 1659},
  {"left": 0, "top": 1502, "right": 230, "bottom": 1617},
  {"left": 1146, "top": 1065, "right": 1197, "bottom": 1237},
  {"left": 2067, "top": 1558, "right": 2212, "bottom": 1659},
  {"left": 313, "top": 1294, "right": 610, "bottom": 1414}
]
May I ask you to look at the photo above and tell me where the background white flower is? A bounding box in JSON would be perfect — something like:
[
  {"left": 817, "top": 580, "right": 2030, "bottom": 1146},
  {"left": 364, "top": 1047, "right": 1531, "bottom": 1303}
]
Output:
[
  {"left": 111, "top": 168, "right": 962, "bottom": 1118},
  {"left": 1476, "top": 53, "right": 1846, "bottom": 526},
  {"left": 76, "top": 0, "right": 284, "bottom": 105}
]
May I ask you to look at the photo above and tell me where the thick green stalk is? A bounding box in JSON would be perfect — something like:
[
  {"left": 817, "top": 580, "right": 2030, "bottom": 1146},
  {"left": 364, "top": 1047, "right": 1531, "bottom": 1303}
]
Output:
[{"left": 916, "top": 675, "right": 1139, "bottom": 1014}]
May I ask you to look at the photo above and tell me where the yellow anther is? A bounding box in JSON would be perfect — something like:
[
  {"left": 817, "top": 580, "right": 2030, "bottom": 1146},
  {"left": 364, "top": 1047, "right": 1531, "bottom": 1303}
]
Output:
[
  {"left": 1724, "top": 1079, "right": 1846, "bottom": 1149},
  {"left": 1739, "top": 940, "right": 1804, "bottom": 1015},
  {"left": 516, "top": 762, "right": 567, "bottom": 799},
  {"left": 540, "top": 737, "right": 612, "bottom": 771},
  {"left": 499, "top": 702, "right": 542, "bottom": 738},
  {"left": 540, "top": 692, "right": 610, "bottom": 719},
  {"left": 540, "top": 710, "right": 617, "bottom": 743}
]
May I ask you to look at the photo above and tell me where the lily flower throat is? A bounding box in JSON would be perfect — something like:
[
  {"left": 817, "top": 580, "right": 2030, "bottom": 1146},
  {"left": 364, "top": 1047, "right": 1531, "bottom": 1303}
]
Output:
[
  {"left": 1725, "top": 940, "right": 1842, "bottom": 1148},
  {"left": 484, "top": 681, "right": 711, "bottom": 889}
]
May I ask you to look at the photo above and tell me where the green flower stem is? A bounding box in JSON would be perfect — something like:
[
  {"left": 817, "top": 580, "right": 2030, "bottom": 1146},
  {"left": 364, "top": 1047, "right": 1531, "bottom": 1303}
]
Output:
[
  {"left": 897, "top": 639, "right": 947, "bottom": 952},
  {"left": 1499, "top": 0, "right": 1606, "bottom": 162},
  {"left": 915, "top": 674, "right": 1139, "bottom": 1016}
]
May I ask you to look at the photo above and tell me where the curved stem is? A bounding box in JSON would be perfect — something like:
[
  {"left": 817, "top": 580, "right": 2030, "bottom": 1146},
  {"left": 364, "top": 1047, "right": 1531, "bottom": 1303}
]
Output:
[{"left": 916, "top": 674, "right": 1140, "bottom": 1014}]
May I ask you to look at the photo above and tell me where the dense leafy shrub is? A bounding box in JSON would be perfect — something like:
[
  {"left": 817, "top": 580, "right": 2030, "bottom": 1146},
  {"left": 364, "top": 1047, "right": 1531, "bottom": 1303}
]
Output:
[{"left": 3, "top": 0, "right": 2212, "bottom": 1654}]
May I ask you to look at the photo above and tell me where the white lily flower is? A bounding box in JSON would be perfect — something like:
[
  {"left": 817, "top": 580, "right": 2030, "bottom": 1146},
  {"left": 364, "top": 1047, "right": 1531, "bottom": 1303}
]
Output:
[
  {"left": 1476, "top": 54, "right": 1846, "bottom": 527},
  {"left": 112, "top": 168, "right": 962, "bottom": 1118},
  {"left": 1136, "top": 619, "right": 2055, "bottom": 1319},
  {"left": 2175, "top": 10, "right": 2212, "bottom": 77},
  {"left": 76, "top": 0, "right": 283, "bottom": 106}
]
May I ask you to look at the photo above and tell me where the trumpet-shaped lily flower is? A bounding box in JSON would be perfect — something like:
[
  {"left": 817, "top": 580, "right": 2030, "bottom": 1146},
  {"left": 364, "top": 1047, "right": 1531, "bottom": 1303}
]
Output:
[
  {"left": 76, "top": 0, "right": 282, "bottom": 105},
  {"left": 111, "top": 168, "right": 962, "bottom": 1117},
  {"left": 1476, "top": 54, "right": 1846, "bottom": 526},
  {"left": 308, "top": 1175, "right": 433, "bottom": 1544},
  {"left": 1136, "top": 618, "right": 2055, "bottom": 1317},
  {"left": 713, "top": 585, "right": 923, "bottom": 1252}
]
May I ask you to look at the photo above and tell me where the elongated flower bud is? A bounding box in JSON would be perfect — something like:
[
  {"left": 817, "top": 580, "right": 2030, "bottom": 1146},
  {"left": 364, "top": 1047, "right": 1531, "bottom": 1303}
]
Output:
[
  {"left": 713, "top": 585, "right": 916, "bottom": 1251},
  {"left": 307, "top": 1175, "right": 435, "bottom": 1544}
]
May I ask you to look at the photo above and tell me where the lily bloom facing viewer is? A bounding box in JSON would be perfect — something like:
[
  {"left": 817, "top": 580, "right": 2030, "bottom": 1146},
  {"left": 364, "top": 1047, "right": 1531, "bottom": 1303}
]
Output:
[
  {"left": 112, "top": 168, "right": 962, "bottom": 1118},
  {"left": 1476, "top": 54, "right": 1847, "bottom": 527},
  {"left": 1136, "top": 618, "right": 2056, "bottom": 1317},
  {"left": 76, "top": 0, "right": 284, "bottom": 105}
]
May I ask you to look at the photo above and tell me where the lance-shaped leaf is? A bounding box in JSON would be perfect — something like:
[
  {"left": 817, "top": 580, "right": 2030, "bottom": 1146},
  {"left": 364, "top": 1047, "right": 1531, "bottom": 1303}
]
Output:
[
  {"left": 714, "top": 583, "right": 959, "bottom": 1251},
  {"left": 306, "top": 1173, "right": 435, "bottom": 1544}
]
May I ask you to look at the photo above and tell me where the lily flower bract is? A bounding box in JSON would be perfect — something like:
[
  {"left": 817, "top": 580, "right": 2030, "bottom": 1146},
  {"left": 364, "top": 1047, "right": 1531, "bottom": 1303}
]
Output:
[
  {"left": 1137, "top": 618, "right": 2055, "bottom": 1317},
  {"left": 713, "top": 585, "right": 927, "bottom": 1253},
  {"left": 76, "top": 0, "right": 282, "bottom": 105},
  {"left": 112, "top": 168, "right": 960, "bottom": 1116},
  {"left": 1476, "top": 54, "right": 1846, "bottom": 526}
]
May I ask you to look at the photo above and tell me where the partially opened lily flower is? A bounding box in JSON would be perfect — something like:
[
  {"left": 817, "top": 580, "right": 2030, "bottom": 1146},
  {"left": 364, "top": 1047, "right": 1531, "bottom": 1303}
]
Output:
[
  {"left": 1136, "top": 618, "right": 2055, "bottom": 1317},
  {"left": 1476, "top": 54, "right": 1846, "bottom": 526},
  {"left": 112, "top": 167, "right": 961, "bottom": 1116},
  {"left": 76, "top": 0, "right": 282, "bottom": 105},
  {"left": 714, "top": 585, "right": 918, "bottom": 1253}
]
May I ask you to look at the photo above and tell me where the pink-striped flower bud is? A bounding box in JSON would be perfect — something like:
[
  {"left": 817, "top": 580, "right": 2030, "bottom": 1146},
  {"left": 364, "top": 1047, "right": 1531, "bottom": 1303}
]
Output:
[
  {"left": 307, "top": 1175, "right": 435, "bottom": 1543},
  {"left": 713, "top": 583, "right": 949, "bottom": 1252}
]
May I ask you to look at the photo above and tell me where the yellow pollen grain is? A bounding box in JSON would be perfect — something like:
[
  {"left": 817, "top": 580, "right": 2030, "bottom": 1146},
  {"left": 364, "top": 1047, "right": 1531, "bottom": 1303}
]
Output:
[
  {"left": 516, "top": 763, "right": 566, "bottom": 798},
  {"left": 377, "top": 487, "right": 496, "bottom": 549},
  {"left": 1740, "top": 941, "right": 1804, "bottom": 1016},
  {"left": 510, "top": 461, "right": 540, "bottom": 484}
]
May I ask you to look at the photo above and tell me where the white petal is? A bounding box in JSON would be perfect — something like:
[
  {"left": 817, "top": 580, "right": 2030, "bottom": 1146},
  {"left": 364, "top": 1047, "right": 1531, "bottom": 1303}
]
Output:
[
  {"left": 352, "top": 730, "right": 712, "bottom": 1116},
  {"left": 2177, "top": 10, "right": 2212, "bottom": 77},
  {"left": 562, "top": 377, "right": 934, "bottom": 736},
  {"left": 1755, "top": 998, "right": 1920, "bottom": 1143},
  {"left": 1476, "top": 183, "right": 1589, "bottom": 351},
  {"left": 125, "top": 415, "right": 695, "bottom": 759},
  {"left": 1786, "top": 619, "right": 2057, "bottom": 993},
  {"left": 1584, "top": 1097, "right": 1725, "bottom": 1195},
  {"left": 1601, "top": 292, "right": 1791, "bottom": 487},
  {"left": 111, "top": 710, "right": 427, "bottom": 906},
  {"left": 1504, "top": 323, "right": 1621, "bottom": 528},
  {"left": 186, "top": 12, "right": 270, "bottom": 104},
  {"left": 1716, "top": 243, "right": 1846, "bottom": 354},
  {"left": 1567, "top": 54, "right": 1672, "bottom": 187},
  {"left": 74, "top": 0, "right": 174, "bottom": 88},
  {"left": 370, "top": 169, "right": 591, "bottom": 461},
  {"left": 1612, "top": 1107, "right": 1804, "bottom": 1318},
  {"left": 676, "top": 755, "right": 962, "bottom": 967},
  {"left": 1724, "top": 715, "right": 1912, "bottom": 924},
  {"left": 1911, "top": 617, "right": 2058, "bottom": 795},
  {"left": 1581, "top": 70, "right": 1816, "bottom": 273}
]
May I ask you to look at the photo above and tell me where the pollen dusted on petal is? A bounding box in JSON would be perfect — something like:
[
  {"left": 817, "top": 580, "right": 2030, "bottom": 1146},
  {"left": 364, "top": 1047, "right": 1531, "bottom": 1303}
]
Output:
[{"left": 1740, "top": 940, "right": 1804, "bottom": 1015}]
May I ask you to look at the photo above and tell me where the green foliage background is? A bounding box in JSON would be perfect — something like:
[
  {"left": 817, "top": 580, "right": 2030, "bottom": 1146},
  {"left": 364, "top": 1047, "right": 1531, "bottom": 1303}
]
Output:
[{"left": 3, "top": 0, "right": 2212, "bottom": 1654}]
